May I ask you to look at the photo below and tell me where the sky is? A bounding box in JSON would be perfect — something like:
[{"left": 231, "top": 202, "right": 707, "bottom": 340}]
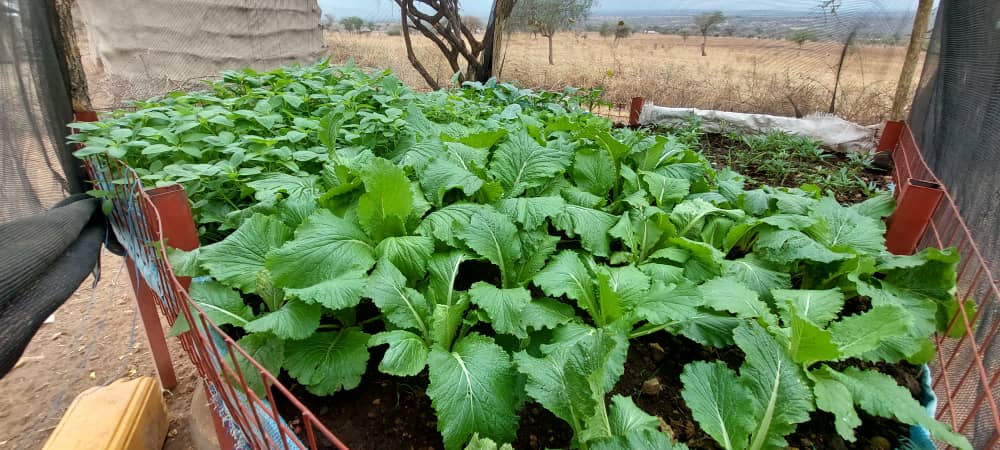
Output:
[{"left": 316, "top": 0, "right": 927, "bottom": 20}]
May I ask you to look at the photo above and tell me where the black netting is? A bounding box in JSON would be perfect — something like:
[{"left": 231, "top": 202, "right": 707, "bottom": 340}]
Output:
[
  {"left": 0, "top": 0, "right": 105, "bottom": 379},
  {"left": 910, "top": 2, "right": 1000, "bottom": 278},
  {"left": 1, "top": 0, "right": 84, "bottom": 223},
  {"left": 910, "top": 3, "right": 1000, "bottom": 447}
]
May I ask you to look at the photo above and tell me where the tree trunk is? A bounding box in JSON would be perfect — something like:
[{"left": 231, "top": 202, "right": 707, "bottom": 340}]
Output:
[
  {"left": 547, "top": 34, "right": 554, "bottom": 65},
  {"left": 476, "top": 0, "right": 515, "bottom": 82},
  {"left": 890, "top": 0, "right": 933, "bottom": 120},
  {"left": 829, "top": 29, "right": 857, "bottom": 114},
  {"left": 53, "top": 0, "right": 91, "bottom": 111},
  {"left": 700, "top": 35, "right": 707, "bottom": 56}
]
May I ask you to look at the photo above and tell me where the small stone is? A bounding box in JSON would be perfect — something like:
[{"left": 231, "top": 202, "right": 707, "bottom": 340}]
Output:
[
  {"left": 657, "top": 416, "right": 673, "bottom": 437},
  {"left": 641, "top": 377, "right": 663, "bottom": 395},
  {"left": 372, "top": 398, "right": 381, "bottom": 405},
  {"left": 867, "top": 436, "right": 891, "bottom": 450},
  {"left": 168, "top": 428, "right": 179, "bottom": 438},
  {"left": 367, "top": 412, "right": 376, "bottom": 419},
  {"left": 648, "top": 342, "right": 666, "bottom": 362}
]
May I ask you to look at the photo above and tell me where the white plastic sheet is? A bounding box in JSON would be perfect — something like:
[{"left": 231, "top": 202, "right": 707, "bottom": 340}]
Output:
[{"left": 638, "top": 103, "right": 876, "bottom": 153}]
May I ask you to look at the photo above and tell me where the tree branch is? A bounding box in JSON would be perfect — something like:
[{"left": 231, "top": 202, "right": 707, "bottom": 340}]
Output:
[{"left": 399, "top": 1, "right": 440, "bottom": 89}]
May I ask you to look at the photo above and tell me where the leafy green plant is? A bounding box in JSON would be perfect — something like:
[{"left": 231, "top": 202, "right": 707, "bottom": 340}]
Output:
[{"left": 72, "top": 62, "right": 969, "bottom": 450}]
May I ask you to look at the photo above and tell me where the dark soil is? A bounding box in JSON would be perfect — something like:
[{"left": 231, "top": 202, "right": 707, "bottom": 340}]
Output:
[{"left": 696, "top": 133, "right": 892, "bottom": 205}]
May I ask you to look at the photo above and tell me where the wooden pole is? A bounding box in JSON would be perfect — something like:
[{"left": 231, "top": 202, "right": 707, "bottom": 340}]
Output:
[
  {"left": 53, "top": 0, "right": 92, "bottom": 112},
  {"left": 890, "top": 0, "right": 934, "bottom": 121}
]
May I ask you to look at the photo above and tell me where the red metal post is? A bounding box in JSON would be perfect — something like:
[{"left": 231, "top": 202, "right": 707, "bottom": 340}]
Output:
[
  {"left": 125, "top": 258, "right": 178, "bottom": 389},
  {"left": 878, "top": 120, "right": 904, "bottom": 151},
  {"left": 204, "top": 384, "right": 238, "bottom": 450},
  {"left": 885, "top": 178, "right": 945, "bottom": 255},
  {"left": 147, "top": 184, "right": 200, "bottom": 291},
  {"left": 629, "top": 97, "right": 644, "bottom": 127},
  {"left": 120, "top": 185, "right": 198, "bottom": 390}
]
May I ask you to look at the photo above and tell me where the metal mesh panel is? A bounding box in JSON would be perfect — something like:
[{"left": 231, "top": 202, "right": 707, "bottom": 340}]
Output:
[{"left": 0, "top": 0, "right": 83, "bottom": 223}]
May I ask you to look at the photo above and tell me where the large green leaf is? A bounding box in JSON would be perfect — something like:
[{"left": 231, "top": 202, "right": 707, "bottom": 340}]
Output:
[
  {"left": 512, "top": 230, "right": 560, "bottom": 286},
  {"left": 418, "top": 156, "right": 484, "bottom": 206},
  {"left": 375, "top": 235, "right": 434, "bottom": 280},
  {"left": 456, "top": 208, "right": 522, "bottom": 287},
  {"left": 723, "top": 255, "right": 791, "bottom": 304},
  {"left": 283, "top": 328, "right": 371, "bottom": 395},
  {"left": 357, "top": 158, "right": 414, "bottom": 240},
  {"left": 699, "top": 277, "right": 777, "bottom": 325},
  {"left": 591, "top": 430, "right": 689, "bottom": 450},
  {"left": 200, "top": 214, "right": 292, "bottom": 292},
  {"left": 633, "top": 281, "right": 704, "bottom": 326},
  {"left": 734, "top": 322, "right": 814, "bottom": 450},
  {"left": 468, "top": 282, "right": 531, "bottom": 338},
  {"left": 806, "top": 197, "right": 885, "bottom": 255},
  {"left": 520, "top": 298, "right": 576, "bottom": 331},
  {"left": 368, "top": 330, "right": 429, "bottom": 376},
  {"left": 812, "top": 366, "right": 971, "bottom": 450},
  {"left": 235, "top": 333, "right": 284, "bottom": 396},
  {"left": 670, "top": 199, "right": 744, "bottom": 238},
  {"left": 244, "top": 299, "right": 322, "bottom": 340},
  {"left": 681, "top": 361, "right": 754, "bottom": 450},
  {"left": 534, "top": 251, "right": 598, "bottom": 322},
  {"left": 247, "top": 173, "right": 320, "bottom": 202},
  {"left": 418, "top": 203, "right": 494, "bottom": 247},
  {"left": 641, "top": 171, "right": 690, "bottom": 208},
  {"left": 285, "top": 269, "right": 367, "bottom": 310},
  {"left": 364, "top": 259, "right": 431, "bottom": 337},
  {"left": 754, "top": 228, "right": 846, "bottom": 265},
  {"left": 266, "top": 210, "right": 375, "bottom": 288},
  {"left": 426, "top": 251, "right": 470, "bottom": 306},
  {"left": 188, "top": 280, "right": 254, "bottom": 327},
  {"left": 515, "top": 327, "right": 616, "bottom": 445},
  {"left": 495, "top": 196, "right": 565, "bottom": 230},
  {"left": 609, "top": 208, "right": 672, "bottom": 263},
  {"left": 427, "top": 334, "right": 519, "bottom": 450},
  {"left": 772, "top": 289, "right": 845, "bottom": 327},
  {"left": 489, "top": 130, "right": 572, "bottom": 197},
  {"left": 787, "top": 308, "right": 841, "bottom": 366},
  {"left": 571, "top": 147, "right": 616, "bottom": 197},
  {"left": 829, "top": 305, "right": 910, "bottom": 358},
  {"left": 553, "top": 204, "right": 618, "bottom": 257}
]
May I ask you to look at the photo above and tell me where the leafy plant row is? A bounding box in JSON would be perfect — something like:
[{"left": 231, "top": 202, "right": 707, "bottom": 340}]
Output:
[{"left": 70, "top": 61, "right": 972, "bottom": 450}]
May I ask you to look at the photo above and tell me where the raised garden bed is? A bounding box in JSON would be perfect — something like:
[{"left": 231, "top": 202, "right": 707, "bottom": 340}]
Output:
[{"left": 71, "top": 61, "right": 972, "bottom": 450}]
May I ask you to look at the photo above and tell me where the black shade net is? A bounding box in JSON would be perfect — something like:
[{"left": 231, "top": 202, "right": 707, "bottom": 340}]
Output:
[{"left": 0, "top": 0, "right": 106, "bottom": 378}]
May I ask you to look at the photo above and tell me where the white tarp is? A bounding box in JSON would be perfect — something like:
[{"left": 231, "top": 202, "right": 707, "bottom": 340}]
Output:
[{"left": 639, "top": 103, "right": 876, "bottom": 153}]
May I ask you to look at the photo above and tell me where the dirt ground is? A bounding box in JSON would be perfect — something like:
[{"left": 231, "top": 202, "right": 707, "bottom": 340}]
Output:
[{"left": 0, "top": 251, "right": 200, "bottom": 450}]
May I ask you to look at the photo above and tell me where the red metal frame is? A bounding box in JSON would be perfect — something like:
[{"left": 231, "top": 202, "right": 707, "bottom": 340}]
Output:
[
  {"left": 882, "top": 121, "right": 1000, "bottom": 448},
  {"left": 629, "top": 97, "right": 645, "bottom": 127}
]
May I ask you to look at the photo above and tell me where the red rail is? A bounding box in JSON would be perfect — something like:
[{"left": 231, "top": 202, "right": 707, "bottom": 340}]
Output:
[{"left": 882, "top": 120, "right": 1000, "bottom": 448}]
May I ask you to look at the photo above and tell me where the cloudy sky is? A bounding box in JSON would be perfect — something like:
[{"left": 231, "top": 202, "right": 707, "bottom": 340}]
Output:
[{"left": 316, "top": 0, "right": 926, "bottom": 20}]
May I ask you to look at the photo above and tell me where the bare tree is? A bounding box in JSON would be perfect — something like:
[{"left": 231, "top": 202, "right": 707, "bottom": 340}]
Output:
[
  {"left": 321, "top": 13, "right": 336, "bottom": 31},
  {"left": 510, "top": 0, "right": 593, "bottom": 65},
  {"left": 694, "top": 11, "right": 725, "bottom": 56},
  {"left": 394, "top": 0, "right": 516, "bottom": 89}
]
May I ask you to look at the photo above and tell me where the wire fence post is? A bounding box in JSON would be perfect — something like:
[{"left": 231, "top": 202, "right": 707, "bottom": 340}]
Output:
[
  {"left": 629, "top": 97, "right": 644, "bottom": 127},
  {"left": 124, "top": 258, "right": 178, "bottom": 389}
]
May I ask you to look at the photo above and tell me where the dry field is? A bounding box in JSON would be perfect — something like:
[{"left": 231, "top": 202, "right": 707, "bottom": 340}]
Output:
[{"left": 327, "top": 31, "right": 917, "bottom": 125}]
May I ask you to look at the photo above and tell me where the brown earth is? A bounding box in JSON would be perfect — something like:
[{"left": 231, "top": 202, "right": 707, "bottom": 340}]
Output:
[{"left": 0, "top": 251, "right": 199, "bottom": 450}]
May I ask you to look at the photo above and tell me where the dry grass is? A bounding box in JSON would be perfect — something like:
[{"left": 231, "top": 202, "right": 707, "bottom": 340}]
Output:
[{"left": 327, "top": 31, "right": 917, "bottom": 125}]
